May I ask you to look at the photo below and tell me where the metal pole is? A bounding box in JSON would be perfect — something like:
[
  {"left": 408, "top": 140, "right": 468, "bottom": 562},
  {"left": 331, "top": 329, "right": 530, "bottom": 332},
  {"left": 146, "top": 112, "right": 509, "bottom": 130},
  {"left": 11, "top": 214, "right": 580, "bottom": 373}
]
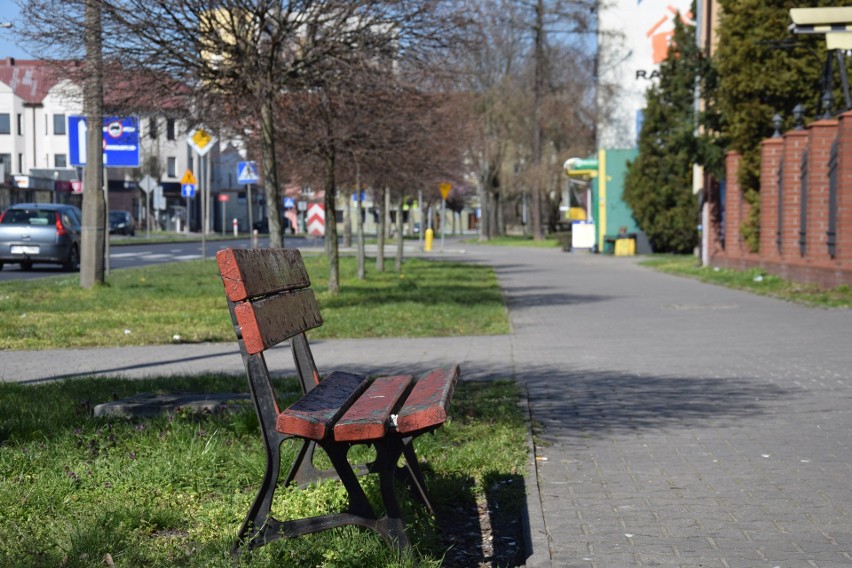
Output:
[
  {"left": 103, "top": 165, "right": 110, "bottom": 276},
  {"left": 247, "top": 183, "right": 253, "bottom": 235},
  {"left": 146, "top": 188, "right": 151, "bottom": 239},
  {"left": 441, "top": 198, "right": 446, "bottom": 250},
  {"left": 200, "top": 151, "right": 206, "bottom": 259},
  {"left": 418, "top": 189, "right": 423, "bottom": 249}
]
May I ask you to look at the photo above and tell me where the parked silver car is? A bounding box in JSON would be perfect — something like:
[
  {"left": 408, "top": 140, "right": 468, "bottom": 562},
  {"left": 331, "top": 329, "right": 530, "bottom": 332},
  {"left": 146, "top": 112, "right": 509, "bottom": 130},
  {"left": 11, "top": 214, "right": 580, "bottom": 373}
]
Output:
[{"left": 0, "top": 203, "right": 82, "bottom": 271}]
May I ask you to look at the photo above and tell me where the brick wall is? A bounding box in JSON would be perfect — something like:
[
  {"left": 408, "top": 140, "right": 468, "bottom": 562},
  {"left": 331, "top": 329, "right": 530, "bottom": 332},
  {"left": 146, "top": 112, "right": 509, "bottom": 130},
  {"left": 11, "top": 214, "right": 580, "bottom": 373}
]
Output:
[
  {"left": 780, "top": 130, "right": 809, "bottom": 263},
  {"left": 837, "top": 111, "right": 852, "bottom": 270},
  {"left": 804, "top": 120, "right": 837, "bottom": 264},
  {"left": 759, "top": 137, "right": 783, "bottom": 262},
  {"left": 711, "top": 117, "right": 852, "bottom": 288},
  {"left": 723, "top": 151, "right": 742, "bottom": 258}
]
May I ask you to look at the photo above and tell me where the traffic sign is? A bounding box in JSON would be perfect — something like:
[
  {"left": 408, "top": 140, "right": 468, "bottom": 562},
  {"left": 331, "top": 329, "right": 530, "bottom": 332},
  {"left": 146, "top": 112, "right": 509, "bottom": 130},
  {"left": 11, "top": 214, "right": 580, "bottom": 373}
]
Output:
[
  {"left": 180, "top": 170, "right": 197, "bottom": 185},
  {"left": 237, "top": 161, "right": 259, "bottom": 184},
  {"left": 187, "top": 127, "right": 217, "bottom": 156},
  {"left": 181, "top": 184, "right": 196, "bottom": 198},
  {"left": 439, "top": 182, "right": 452, "bottom": 200},
  {"left": 139, "top": 175, "right": 157, "bottom": 194},
  {"left": 68, "top": 116, "right": 140, "bottom": 168}
]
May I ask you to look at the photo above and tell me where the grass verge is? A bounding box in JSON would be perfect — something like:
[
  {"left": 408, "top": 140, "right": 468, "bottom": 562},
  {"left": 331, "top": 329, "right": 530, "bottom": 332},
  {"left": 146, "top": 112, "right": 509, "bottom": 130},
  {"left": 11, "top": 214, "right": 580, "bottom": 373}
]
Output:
[
  {"left": 0, "top": 256, "right": 508, "bottom": 350},
  {"left": 641, "top": 255, "right": 852, "bottom": 308},
  {"left": 0, "top": 375, "right": 527, "bottom": 567},
  {"left": 463, "top": 235, "right": 562, "bottom": 248}
]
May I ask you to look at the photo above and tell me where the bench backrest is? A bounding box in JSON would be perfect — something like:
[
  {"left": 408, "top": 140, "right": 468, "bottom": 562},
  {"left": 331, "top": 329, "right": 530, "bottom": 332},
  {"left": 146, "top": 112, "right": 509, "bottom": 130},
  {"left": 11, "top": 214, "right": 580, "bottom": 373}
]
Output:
[{"left": 217, "top": 248, "right": 323, "bottom": 394}]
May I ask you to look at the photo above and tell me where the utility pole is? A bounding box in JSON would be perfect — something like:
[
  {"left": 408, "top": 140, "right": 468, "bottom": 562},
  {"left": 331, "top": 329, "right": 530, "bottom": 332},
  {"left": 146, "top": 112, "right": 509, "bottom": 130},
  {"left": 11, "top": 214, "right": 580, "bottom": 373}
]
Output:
[{"left": 80, "top": 0, "right": 105, "bottom": 288}]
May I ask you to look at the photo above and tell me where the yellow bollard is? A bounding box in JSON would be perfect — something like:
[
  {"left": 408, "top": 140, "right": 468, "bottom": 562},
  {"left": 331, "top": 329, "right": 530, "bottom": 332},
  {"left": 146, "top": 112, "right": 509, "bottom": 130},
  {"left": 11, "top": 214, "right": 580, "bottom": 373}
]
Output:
[{"left": 424, "top": 228, "right": 434, "bottom": 252}]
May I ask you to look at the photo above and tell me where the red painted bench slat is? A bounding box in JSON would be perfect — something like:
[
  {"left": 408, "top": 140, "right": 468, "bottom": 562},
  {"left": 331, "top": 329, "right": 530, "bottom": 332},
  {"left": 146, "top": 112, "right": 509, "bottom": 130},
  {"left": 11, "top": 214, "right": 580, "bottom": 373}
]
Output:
[
  {"left": 234, "top": 289, "right": 323, "bottom": 355},
  {"left": 396, "top": 367, "right": 459, "bottom": 435},
  {"left": 334, "top": 375, "right": 414, "bottom": 442},
  {"left": 277, "top": 371, "right": 370, "bottom": 440},
  {"left": 217, "top": 248, "right": 311, "bottom": 302}
]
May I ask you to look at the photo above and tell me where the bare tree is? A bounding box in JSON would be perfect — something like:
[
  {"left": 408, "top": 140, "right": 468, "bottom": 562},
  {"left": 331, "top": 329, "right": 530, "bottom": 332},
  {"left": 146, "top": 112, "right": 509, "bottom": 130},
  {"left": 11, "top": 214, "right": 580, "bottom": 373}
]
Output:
[
  {"left": 460, "top": 0, "right": 596, "bottom": 240},
  {"left": 63, "top": 0, "right": 466, "bottom": 251}
]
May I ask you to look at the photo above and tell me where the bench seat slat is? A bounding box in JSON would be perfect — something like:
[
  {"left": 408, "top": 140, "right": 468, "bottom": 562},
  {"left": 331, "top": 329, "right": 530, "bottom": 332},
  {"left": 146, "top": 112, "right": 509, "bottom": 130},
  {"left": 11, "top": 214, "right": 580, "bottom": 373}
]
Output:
[
  {"left": 334, "top": 375, "right": 413, "bottom": 442},
  {"left": 217, "top": 248, "right": 311, "bottom": 302},
  {"left": 277, "top": 372, "right": 370, "bottom": 440},
  {"left": 396, "top": 367, "right": 459, "bottom": 435},
  {"left": 234, "top": 289, "right": 323, "bottom": 355}
]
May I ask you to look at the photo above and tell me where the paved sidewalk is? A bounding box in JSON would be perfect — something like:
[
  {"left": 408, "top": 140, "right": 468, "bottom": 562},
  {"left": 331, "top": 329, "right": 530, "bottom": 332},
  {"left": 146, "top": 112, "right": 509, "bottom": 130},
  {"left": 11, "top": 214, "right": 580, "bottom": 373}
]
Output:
[{"left": 4, "top": 244, "right": 852, "bottom": 567}]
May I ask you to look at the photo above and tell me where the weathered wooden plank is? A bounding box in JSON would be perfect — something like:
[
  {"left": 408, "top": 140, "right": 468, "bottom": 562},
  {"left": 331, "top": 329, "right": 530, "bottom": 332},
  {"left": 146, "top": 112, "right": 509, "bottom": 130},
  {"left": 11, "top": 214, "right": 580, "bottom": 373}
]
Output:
[
  {"left": 234, "top": 289, "right": 323, "bottom": 355},
  {"left": 396, "top": 367, "right": 460, "bottom": 435},
  {"left": 334, "top": 375, "right": 413, "bottom": 442},
  {"left": 277, "top": 372, "right": 370, "bottom": 440},
  {"left": 217, "top": 248, "right": 311, "bottom": 302}
]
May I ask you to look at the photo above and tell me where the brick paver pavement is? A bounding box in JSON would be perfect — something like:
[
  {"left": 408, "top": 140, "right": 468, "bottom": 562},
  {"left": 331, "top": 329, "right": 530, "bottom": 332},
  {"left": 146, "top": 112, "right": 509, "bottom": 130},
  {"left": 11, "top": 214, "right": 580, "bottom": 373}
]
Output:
[{"left": 478, "top": 246, "right": 852, "bottom": 567}]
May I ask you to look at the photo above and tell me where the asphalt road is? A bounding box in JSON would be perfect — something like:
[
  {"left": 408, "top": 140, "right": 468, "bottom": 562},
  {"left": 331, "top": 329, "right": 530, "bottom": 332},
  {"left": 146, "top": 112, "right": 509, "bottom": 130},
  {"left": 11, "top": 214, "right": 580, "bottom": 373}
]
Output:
[{"left": 0, "top": 235, "right": 322, "bottom": 281}]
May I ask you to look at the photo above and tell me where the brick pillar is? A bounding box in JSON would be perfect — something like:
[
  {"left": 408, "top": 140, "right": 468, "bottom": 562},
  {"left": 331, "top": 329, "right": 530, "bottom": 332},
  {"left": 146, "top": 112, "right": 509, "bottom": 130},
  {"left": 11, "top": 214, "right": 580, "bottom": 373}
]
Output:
[
  {"left": 837, "top": 111, "right": 852, "bottom": 270},
  {"left": 804, "top": 119, "right": 838, "bottom": 265},
  {"left": 723, "top": 151, "right": 742, "bottom": 259},
  {"left": 760, "top": 137, "right": 783, "bottom": 261},
  {"left": 780, "top": 129, "right": 809, "bottom": 262}
]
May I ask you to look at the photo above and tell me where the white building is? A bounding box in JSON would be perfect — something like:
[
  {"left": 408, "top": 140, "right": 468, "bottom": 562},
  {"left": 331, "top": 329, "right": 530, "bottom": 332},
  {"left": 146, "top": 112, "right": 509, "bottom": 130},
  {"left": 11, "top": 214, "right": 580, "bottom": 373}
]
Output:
[{"left": 0, "top": 57, "right": 255, "bottom": 232}]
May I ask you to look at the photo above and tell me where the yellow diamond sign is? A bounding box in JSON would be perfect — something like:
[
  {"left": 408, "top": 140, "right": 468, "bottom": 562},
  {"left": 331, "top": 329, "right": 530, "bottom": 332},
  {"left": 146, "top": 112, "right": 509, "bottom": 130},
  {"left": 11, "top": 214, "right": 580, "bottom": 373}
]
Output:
[{"left": 187, "top": 127, "right": 217, "bottom": 156}]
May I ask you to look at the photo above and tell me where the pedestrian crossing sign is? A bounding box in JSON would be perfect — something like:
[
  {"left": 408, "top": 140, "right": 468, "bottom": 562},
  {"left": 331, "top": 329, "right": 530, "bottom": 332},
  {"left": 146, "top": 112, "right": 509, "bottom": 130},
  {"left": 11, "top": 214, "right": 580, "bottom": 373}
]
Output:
[{"left": 237, "top": 161, "right": 259, "bottom": 184}]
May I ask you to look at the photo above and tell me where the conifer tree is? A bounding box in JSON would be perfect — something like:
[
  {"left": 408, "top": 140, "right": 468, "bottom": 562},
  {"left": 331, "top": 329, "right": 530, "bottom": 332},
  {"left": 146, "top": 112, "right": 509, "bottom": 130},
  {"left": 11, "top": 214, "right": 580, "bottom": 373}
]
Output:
[{"left": 623, "top": 13, "right": 700, "bottom": 254}]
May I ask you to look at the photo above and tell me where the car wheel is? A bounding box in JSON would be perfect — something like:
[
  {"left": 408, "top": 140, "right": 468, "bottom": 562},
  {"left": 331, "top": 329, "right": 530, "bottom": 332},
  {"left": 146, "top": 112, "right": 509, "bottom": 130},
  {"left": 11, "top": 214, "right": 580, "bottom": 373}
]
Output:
[
  {"left": 63, "top": 245, "right": 80, "bottom": 272},
  {"left": 21, "top": 261, "right": 33, "bottom": 271},
  {"left": 0, "top": 262, "right": 4, "bottom": 271}
]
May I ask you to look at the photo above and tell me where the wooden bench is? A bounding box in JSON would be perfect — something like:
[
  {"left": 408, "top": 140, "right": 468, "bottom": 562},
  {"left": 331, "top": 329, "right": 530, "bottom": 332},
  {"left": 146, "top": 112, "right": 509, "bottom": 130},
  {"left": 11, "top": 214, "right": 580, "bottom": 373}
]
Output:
[{"left": 216, "top": 247, "right": 460, "bottom": 556}]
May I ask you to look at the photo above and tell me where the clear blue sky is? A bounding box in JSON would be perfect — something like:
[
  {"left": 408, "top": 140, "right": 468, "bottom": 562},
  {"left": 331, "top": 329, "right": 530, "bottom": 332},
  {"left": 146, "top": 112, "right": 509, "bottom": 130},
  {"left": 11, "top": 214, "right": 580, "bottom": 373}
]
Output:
[{"left": 0, "top": 1, "right": 33, "bottom": 59}]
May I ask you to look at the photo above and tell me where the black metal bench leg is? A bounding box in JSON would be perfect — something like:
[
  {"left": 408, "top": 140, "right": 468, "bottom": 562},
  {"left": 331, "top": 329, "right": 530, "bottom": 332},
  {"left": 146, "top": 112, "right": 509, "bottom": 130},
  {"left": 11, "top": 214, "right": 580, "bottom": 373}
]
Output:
[
  {"left": 399, "top": 437, "right": 435, "bottom": 514},
  {"left": 232, "top": 433, "right": 286, "bottom": 556},
  {"left": 374, "top": 439, "right": 410, "bottom": 550}
]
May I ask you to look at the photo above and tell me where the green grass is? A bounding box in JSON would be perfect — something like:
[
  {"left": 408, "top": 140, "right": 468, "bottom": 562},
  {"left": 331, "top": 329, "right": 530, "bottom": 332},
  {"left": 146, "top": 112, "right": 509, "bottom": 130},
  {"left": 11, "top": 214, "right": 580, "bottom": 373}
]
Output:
[
  {"left": 0, "top": 375, "right": 527, "bottom": 567},
  {"left": 464, "top": 235, "right": 563, "bottom": 248},
  {"left": 0, "top": 256, "right": 508, "bottom": 350},
  {"left": 642, "top": 255, "right": 852, "bottom": 308}
]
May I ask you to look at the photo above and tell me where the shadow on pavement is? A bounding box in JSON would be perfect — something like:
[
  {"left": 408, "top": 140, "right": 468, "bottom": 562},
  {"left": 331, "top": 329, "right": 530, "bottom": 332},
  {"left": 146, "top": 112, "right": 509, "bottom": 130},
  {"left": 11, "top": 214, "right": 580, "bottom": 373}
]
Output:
[{"left": 518, "top": 365, "right": 798, "bottom": 440}]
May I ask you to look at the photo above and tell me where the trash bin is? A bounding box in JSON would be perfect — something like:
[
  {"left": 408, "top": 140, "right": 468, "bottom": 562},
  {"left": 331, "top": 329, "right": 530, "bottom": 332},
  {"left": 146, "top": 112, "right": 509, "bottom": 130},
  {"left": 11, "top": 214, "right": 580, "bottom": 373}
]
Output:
[{"left": 615, "top": 236, "right": 636, "bottom": 256}]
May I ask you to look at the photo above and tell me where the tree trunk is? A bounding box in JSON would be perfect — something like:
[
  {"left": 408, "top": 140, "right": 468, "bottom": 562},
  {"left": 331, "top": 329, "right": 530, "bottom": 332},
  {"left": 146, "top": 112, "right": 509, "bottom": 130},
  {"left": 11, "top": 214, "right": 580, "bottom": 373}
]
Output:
[
  {"left": 530, "top": 0, "right": 544, "bottom": 240},
  {"left": 375, "top": 187, "right": 387, "bottom": 272},
  {"left": 478, "top": 178, "right": 490, "bottom": 242},
  {"left": 355, "top": 164, "right": 365, "bottom": 280},
  {"left": 80, "top": 0, "right": 105, "bottom": 289},
  {"left": 342, "top": 190, "right": 352, "bottom": 248},
  {"left": 384, "top": 188, "right": 392, "bottom": 240},
  {"left": 260, "top": 95, "right": 284, "bottom": 248},
  {"left": 395, "top": 193, "right": 404, "bottom": 272},
  {"left": 325, "top": 151, "right": 339, "bottom": 294}
]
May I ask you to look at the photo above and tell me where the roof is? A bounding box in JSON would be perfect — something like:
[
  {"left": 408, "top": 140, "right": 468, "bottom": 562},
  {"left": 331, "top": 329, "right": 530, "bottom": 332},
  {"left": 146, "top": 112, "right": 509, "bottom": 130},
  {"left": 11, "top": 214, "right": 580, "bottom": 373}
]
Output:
[{"left": 0, "top": 58, "right": 64, "bottom": 105}]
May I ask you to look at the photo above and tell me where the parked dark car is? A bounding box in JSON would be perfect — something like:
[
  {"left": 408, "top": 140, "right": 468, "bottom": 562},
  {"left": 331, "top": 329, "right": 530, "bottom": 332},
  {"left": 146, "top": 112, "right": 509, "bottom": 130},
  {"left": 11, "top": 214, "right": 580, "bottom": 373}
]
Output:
[
  {"left": 109, "top": 210, "right": 136, "bottom": 236},
  {"left": 252, "top": 216, "right": 293, "bottom": 234},
  {"left": 0, "top": 203, "right": 82, "bottom": 271}
]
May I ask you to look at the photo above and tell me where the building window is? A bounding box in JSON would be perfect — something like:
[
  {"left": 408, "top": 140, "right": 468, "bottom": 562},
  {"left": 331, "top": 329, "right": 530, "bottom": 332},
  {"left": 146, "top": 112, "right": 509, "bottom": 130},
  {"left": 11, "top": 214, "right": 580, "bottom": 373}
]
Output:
[
  {"left": 167, "top": 157, "right": 176, "bottom": 178},
  {"left": 0, "top": 114, "right": 10, "bottom": 135},
  {"left": 17, "top": 153, "right": 23, "bottom": 173},
  {"left": 149, "top": 117, "right": 158, "bottom": 139},
  {"left": 0, "top": 154, "right": 11, "bottom": 176},
  {"left": 54, "top": 154, "right": 67, "bottom": 168},
  {"left": 17, "top": 114, "right": 22, "bottom": 136},
  {"left": 53, "top": 114, "right": 66, "bottom": 135},
  {"left": 166, "top": 118, "right": 176, "bottom": 140}
]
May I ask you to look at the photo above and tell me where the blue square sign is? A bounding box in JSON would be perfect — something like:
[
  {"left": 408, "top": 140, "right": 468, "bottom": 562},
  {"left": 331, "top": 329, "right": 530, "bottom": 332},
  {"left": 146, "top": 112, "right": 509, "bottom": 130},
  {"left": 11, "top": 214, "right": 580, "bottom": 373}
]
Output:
[{"left": 69, "top": 116, "right": 140, "bottom": 168}]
